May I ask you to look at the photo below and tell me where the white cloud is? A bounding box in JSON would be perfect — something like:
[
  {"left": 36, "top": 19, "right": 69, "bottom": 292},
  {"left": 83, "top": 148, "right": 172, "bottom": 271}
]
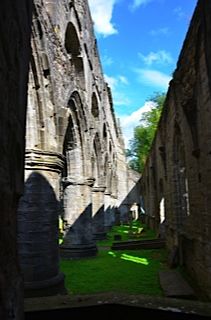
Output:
[
  {"left": 104, "top": 74, "right": 131, "bottom": 106},
  {"left": 101, "top": 55, "right": 114, "bottom": 66},
  {"left": 114, "top": 93, "right": 131, "bottom": 106},
  {"left": 119, "top": 75, "right": 129, "bottom": 85},
  {"left": 88, "top": 0, "right": 118, "bottom": 37},
  {"left": 149, "top": 27, "right": 169, "bottom": 36},
  {"left": 104, "top": 74, "right": 129, "bottom": 89},
  {"left": 104, "top": 74, "right": 118, "bottom": 90},
  {"left": 135, "top": 69, "right": 171, "bottom": 90},
  {"left": 129, "top": 0, "right": 153, "bottom": 11},
  {"left": 173, "top": 6, "right": 186, "bottom": 20},
  {"left": 119, "top": 101, "right": 156, "bottom": 148},
  {"left": 139, "top": 50, "right": 173, "bottom": 66}
]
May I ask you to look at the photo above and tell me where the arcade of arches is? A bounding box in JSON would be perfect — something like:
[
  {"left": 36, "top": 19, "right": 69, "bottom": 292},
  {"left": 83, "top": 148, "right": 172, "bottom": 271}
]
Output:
[
  {"left": 17, "top": 0, "right": 141, "bottom": 299},
  {"left": 0, "top": 0, "right": 211, "bottom": 319}
]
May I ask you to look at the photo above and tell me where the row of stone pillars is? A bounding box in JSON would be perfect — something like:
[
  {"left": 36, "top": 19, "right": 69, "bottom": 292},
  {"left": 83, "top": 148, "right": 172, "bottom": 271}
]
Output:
[
  {"left": 17, "top": 149, "right": 117, "bottom": 297},
  {"left": 17, "top": 149, "right": 66, "bottom": 297},
  {"left": 60, "top": 177, "right": 98, "bottom": 259}
]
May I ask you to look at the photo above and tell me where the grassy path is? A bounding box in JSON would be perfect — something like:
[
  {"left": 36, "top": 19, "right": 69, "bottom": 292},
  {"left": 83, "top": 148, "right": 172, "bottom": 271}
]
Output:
[{"left": 60, "top": 221, "right": 169, "bottom": 296}]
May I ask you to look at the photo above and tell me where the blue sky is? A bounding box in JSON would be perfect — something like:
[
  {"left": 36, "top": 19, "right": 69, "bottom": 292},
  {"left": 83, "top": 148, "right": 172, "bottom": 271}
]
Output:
[{"left": 88, "top": 0, "right": 198, "bottom": 148}]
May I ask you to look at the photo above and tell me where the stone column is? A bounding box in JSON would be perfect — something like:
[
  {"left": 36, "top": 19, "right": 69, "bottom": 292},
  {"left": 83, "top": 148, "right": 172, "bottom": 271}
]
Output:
[
  {"left": 92, "top": 186, "right": 107, "bottom": 240},
  {"left": 17, "top": 149, "right": 66, "bottom": 297},
  {"left": 104, "top": 191, "right": 113, "bottom": 232},
  {"left": 110, "top": 195, "right": 118, "bottom": 226},
  {"left": 60, "top": 177, "right": 97, "bottom": 259},
  {"left": 119, "top": 203, "right": 130, "bottom": 225}
]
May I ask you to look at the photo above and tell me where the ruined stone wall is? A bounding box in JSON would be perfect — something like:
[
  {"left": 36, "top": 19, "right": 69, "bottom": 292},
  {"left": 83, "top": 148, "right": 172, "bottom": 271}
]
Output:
[
  {"left": 18, "top": 0, "right": 129, "bottom": 294},
  {"left": 140, "top": 0, "right": 211, "bottom": 299},
  {"left": 0, "top": 1, "right": 32, "bottom": 318},
  {"left": 127, "top": 169, "right": 141, "bottom": 208}
]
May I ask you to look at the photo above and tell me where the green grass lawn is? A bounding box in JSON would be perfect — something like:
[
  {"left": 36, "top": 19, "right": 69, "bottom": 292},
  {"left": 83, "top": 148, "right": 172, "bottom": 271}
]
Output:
[
  {"left": 60, "top": 248, "right": 167, "bottom": 296},
  {"left": 96, "top": 220, "right": 157, "bottom": 247},
  {"left": 60, "top": 221, "right": 168, "bottom": 297}
]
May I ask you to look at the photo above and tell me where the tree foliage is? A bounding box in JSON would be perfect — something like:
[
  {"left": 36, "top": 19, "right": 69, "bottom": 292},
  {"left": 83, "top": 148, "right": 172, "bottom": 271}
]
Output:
[{"left": 126, "top": 92, "right": 166, "bottom": 173}]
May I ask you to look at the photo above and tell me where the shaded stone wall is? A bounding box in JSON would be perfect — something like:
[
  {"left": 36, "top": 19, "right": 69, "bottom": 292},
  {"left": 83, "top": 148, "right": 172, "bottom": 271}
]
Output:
[
  {"left": 126, "top": 169, "right": 141, "bottom": 212},
  {"left": 140, "top": 0, "right": 211, "bottom": 299},
  {"left": 0, "top": 1, "right": 32, "bottom": 319}
]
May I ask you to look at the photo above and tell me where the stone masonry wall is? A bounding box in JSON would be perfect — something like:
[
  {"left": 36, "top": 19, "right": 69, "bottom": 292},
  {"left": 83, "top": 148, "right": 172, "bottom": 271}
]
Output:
[
  {"left": 18, "top": 0, "right": 130, "bottom": 294},
  {"left": 140, "top": 0, "right": 211, "bottom": 299}
]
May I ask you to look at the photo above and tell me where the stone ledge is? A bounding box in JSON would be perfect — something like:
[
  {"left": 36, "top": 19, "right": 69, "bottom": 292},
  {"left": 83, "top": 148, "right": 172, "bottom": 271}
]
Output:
[{"left": 24, "top": 292, "right": 211, "bottom": 317}]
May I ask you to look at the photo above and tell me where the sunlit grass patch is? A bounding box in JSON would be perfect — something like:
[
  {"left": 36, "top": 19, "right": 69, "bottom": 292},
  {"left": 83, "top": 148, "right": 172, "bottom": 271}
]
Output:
[
  {"left": 60, "top": 248, "right": 167, "bottom": 296},
  {"left": 97, "top": 220, "right": 157, "bottom": 247},
  {"left": 120, "top": 253, "right": 149, "bottom": 265}
]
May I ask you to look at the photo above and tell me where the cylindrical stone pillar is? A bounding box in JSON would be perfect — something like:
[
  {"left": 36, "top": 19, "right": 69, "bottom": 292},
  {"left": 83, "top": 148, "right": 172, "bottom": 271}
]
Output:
[
  {"left": 120, "top": 205, "right": 130, "bottom": 224},
  {"left": 104, "top": 191, "right": 113, "bottom": 232},
  {"left": 60, "top": 177, "right": 97, "bottom": 259},
  {"left": 17, "top": 149, "right": 66, "bottom": 297},
  {"left": 110, "top": 194, "right": 120, "bottom": 225},
  {"left": 92, "top": 186, "right": 107, "bottom": 240}
]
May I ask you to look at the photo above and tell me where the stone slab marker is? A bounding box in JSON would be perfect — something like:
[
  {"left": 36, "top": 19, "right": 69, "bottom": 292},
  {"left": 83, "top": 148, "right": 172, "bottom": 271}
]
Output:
[{"left": 159, "top": 270, "right": 196, "bottom": 299}]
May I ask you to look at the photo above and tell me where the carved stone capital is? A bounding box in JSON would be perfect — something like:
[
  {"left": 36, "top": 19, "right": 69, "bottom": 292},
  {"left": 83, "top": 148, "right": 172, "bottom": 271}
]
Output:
[
  {"left": 25, "top": 149, "right": 65, "bottom": 173},
  {"left": 104, "top": 191, "right": 111, "bottom": 196},
  {"left": 92, "top": 186, "right": 106, "bottom": 193},
  {"left": 62, "top": 176, "right": 83, "bottom": 187},
  {"left": 62, "top": 176, "right": 95, "bottom": 187},
  {"left": 111, "top": 193, "right": 118, "bottom": 199},
  {"left": 84, "top": 177, "right": 95, "bottom": 187}
]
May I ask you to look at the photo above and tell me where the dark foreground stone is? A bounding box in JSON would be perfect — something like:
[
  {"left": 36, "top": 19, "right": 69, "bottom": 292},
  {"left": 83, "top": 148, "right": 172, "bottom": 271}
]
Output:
[
  {"left": 24, "top": 292, "right": 211, "bottom": 319},
  {"left": 159, "top": 270, "right": 197, "bottom": 300}
]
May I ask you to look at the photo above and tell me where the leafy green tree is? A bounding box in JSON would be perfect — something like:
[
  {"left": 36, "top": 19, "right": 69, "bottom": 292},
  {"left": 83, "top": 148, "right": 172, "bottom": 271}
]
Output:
[{"left": 127, "top": 92, "right": 166, "bottom": 173}]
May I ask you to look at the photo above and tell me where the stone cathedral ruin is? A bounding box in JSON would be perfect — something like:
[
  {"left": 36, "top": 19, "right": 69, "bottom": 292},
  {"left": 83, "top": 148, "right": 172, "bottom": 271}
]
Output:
[
  {"left": 17, "top": 0, "right": 141, "bottom": 298},
  {"left": 0, "top": 0, "right": 211, "bottom": 319}
]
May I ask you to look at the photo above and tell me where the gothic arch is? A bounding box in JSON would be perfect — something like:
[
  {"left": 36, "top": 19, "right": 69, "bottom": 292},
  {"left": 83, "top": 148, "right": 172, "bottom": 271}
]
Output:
[
  {"left": 62, "top": 91, "right": 87, "bottom": 179},
  {"left": 27, "top": 37, "right": 57, "bottom": 150},
  {"left": 60, "top": 91, "right": 97, "bottom": 259},
  {"left": 65, "top": 22, "right": 85, "bottom": 90},
  {"left": 103, "top": 152, "right": 110, "bottom": 187},
  {"left": 65, "top": 22, "right": 80, "bottom": 55},
  {"left": 102, "top": 122, "right": 108, "bottom": 151},
  {"left": 173, "top": 123, "right": 190, "bottom": 230},
  {"left": 111, "top": 153, "right": 118, "bottom": 197},
  {"left": 69, "top": 91, "right": 88, "bottom": 133},
  {"left": 91, "top": 92, "right": 99, "bottom": 118},
  {"left": 91, "top": 132, "right": 103, "bottom": 186},
  {"left": 158, "top": 178, "right": 165, "bottom": 224}
]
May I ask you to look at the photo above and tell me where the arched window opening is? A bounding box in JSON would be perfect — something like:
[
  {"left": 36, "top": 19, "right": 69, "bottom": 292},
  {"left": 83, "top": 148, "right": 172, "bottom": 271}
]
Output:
[
  {"left": 41, "top": 53, "right": 50, "bottom": 79},
  {"left": 65, "top": 22, "right": 80, "bottom": 56},
  {"left": 173, "top": 125, "right": 190, "bottom": 230},
  {"left": 103, "top": 123, "right": 107, "bottom": 139},
  {"left": 109, "top": 141, "right": 112, "bottom": 154},
  {"left": 92, "top": 132, "right": 104, "bottom": 188},
  {"left": 159, "top": 198, "right": 165, "bottom": 224},
  {"left": 63, "top": 116, "right": 75, "bottom": 153},
  {"left": 69, "top": 91, "right": 88, "bottom": 133},
  {"left": 91, "top": 92, "right": 99, "bottom": 118},
  {"left": 159, "top": 179, "right": 166, "bottom": 224}
]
